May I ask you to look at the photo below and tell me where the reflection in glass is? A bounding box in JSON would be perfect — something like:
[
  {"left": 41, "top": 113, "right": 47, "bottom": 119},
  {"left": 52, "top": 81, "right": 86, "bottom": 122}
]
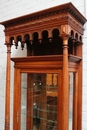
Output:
[
  {"left": 68, "top": 73, "right": 74, "bottom": 130},
  {"left": 21, "top": 73, "right": 58, "bottom": 130}
]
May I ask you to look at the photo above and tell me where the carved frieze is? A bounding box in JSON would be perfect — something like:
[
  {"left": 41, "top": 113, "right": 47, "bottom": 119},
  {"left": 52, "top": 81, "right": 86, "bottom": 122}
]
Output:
[{"left": 4, "top": 13, "right": 83, "bottom": 35}]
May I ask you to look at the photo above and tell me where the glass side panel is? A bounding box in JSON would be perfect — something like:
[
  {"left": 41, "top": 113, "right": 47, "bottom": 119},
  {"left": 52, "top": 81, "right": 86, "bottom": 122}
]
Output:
[
  {"left": 21, "top": 73, "right": 58, "bottom": 130},
  {"left": 21, "top": 74, "right": 27, "bottom": 130},
  {"left": 68, "top": 73, "right": 74, "bottom": 130}
]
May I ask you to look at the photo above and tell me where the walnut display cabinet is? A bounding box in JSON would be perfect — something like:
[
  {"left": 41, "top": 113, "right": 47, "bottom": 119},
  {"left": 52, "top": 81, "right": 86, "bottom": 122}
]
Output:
[{"left": 0, "top": 2, "right": 86, "bottom": 130}]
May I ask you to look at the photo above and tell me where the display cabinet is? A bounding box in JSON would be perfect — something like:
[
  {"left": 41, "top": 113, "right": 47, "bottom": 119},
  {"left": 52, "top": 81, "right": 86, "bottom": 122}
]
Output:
[
  {"left": 0, "top": 2, "right": 86, "bottom": 130},
  {"left": 11, "top": 55, "right": 81, "bottom": 130}
]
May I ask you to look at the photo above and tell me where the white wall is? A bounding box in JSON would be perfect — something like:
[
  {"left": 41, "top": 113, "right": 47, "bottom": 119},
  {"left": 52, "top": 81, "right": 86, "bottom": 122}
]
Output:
[{"left": 0, "top": 0, "right": 87, "bottom": 130}]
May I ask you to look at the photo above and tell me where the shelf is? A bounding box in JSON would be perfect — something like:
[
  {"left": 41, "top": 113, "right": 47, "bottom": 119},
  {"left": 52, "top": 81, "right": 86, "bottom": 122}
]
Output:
[
  {"left": 47, "top": 91, "right": 58, "bottom": 97},
  {"left": 21, "top": 86, "right": 58, "bottom": 97},
  {"left": 21, "top": 107, "right": 57, "bottom": 115},
  {"left": 21, "top": 103, "right": 57, "bottom": 124},
  {"left": 27, "top": 115, "right": 57, "bottom": 123}
]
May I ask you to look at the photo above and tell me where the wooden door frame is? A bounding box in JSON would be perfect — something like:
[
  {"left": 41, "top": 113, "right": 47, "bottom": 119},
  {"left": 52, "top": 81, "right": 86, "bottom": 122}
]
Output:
[
  {"left": 68, "top": 65, "right": 82, "bottom": 130},
  {"left": 13, "top": 67, "right": 63, "bottom": 130},
  {"left": 13, "top": 67, "right": 81, "bottom": 130}
]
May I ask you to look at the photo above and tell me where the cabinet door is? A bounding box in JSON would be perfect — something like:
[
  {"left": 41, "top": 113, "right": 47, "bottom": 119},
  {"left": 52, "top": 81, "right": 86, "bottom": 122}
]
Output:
[
  {"left": 13, "top": 71, "right": 62, "bottom": 130},
  {"left": 21, "top": 73, "right": 58, "bottom": 130}
]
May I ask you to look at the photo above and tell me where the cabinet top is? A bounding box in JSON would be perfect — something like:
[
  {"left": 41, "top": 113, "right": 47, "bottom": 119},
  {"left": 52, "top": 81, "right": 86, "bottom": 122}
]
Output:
[{"left": 0, "top": 2, "right": 86, "bottom": 28}]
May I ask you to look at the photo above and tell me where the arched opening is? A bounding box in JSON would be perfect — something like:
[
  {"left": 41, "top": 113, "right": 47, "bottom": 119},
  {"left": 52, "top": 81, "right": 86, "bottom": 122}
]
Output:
[
  {"left": 79, "top": 36, "right": 82, "bottom": 42},
  {"left": 71, "top": 30, "right": 74, "bottom": 38},
  {"left": 75, "top": 33, "right": 78, "bottom": 41},
  {"left": 16, "top": 35, "right": 22, "bottom": 42},
  {"left": 33, "top": 32, "right": 38, "bottom": 42},
  {"left": 51, "top": 28, "right": 62, "bottom": 55},
  {"left": 42, "top": 30, "right": 48, "bottom": 41},
  {"left": 10, "top": 37, "right": 14, "bottom": 45},
  {"left": 68, "top": 30, "right": 76, "bottom": 55},
  {"left": 24, "top": 34, "right": 30, "bottom": 43},
  {"left": 30, "top": 28, "right": 63, "bottom": 56},
  {"left": 52, "top": 28, "right": 60, "bottom": 38},
  {"left": 68, "top": 38, "right": 74, "bottom": 54}
]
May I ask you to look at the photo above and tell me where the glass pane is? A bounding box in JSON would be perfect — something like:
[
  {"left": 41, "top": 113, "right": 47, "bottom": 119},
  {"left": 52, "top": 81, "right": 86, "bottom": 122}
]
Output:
[
  {"left": 21, "top": 74, "right": 27, "bottom": 130},
  {"left": 21, "top": 73, "right": 58, "bottom": 130},
  {"left": 68, "top": 73, "right": 74, "bottom": 130}
]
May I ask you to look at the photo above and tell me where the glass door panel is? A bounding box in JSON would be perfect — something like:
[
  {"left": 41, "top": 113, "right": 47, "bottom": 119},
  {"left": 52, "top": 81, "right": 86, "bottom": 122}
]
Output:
[
  {"left": 68, "top": 72, "right": 74, "bottom": 130},
  {"left": 21, "top": 73, "right": 58, "bottom": 130}
]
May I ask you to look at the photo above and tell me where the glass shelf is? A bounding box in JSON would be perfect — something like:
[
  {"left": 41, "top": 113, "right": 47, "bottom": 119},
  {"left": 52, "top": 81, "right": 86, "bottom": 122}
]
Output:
[
  {"left": 21, "top": 110, "right": 57, "bottom": 116},
  {"left": 21, "top": 105, "right": 57, "bottom": 115},
  {"left": 21, "top": 85, "right": 57, "bottom": 91},
  {"left": 25, "top": 115, "right": 57, "bottom": 123}
]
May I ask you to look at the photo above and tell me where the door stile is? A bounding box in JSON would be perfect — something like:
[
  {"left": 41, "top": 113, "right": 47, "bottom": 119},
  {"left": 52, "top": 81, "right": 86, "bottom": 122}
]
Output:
[
  {"left": 73, "top": 72, "right": 78, "bottom": 130},
  {"left": 27, "top": 74, "right": 33, "bottom": 130},
  {"left": 57, "top": 70, "right": 63, "bottom": 130},
  {"left": 13, "top": 68, "right": 21, "bottom": 130},
  {"left": 77, "top": 61, "right": 82, "bottom": 130}
]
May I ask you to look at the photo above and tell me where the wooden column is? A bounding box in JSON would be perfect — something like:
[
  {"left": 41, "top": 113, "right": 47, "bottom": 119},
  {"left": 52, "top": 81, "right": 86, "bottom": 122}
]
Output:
[
  {"left": 5, "top": 43, "right": 12, "bottom": 130},
  {"left": 62, "top": 36, "right": 69, "bottom": 130}
]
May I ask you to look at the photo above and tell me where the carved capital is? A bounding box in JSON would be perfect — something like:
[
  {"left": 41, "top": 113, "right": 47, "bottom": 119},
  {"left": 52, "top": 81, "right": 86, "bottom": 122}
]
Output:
[
  {"left": 63, "top": 37, "right": 68, "bottom": 45},
  {"left": 61, "top": 25, "right": 71, "bottom": 35},
  {"left": 5, "top": 43, "right": 12, "bottom": 53},
  {"left": 61, "top": 34, "right": 70, "bottom": 48},
  {"left": 5, "top": 36, "right": 10, "bottom": 44}
]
